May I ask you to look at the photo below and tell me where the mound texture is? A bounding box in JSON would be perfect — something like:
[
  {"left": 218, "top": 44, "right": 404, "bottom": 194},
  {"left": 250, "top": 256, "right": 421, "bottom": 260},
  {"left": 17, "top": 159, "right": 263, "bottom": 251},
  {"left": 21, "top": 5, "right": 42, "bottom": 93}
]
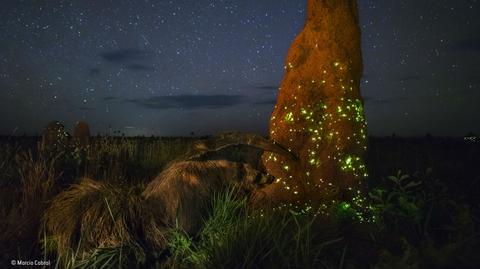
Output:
[{"left": 260, "top": 0, "right": 367, "bottom": 205}]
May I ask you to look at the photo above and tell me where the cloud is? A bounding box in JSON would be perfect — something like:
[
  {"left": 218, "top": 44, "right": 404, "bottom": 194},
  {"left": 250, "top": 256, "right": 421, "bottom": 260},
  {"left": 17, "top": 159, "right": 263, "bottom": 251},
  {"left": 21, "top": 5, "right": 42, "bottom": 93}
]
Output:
[
  {"left": 100, "top": 49, "right": 150, "bottom": 63},
  {"left": 450, "top": 37, "right": 480, "bottom": 51},
  {"left": 256, "top": 86, "right": 278, "bottom": 91},
  {"left": 252, "top": 99, "right": 277, "bottom": 106},
  {"left": 125, "top": 64, "right": 155, "bottom": 72},
  {"left": 129, "top": 95, "right": 246, "bottom": 110},
  {"left": 78, "top": 106, "right": 96, "bottom": 111},
  {"left": 102, "top": 96, "right": 117, "bottom": 102},
  {"left": 88, "top": 68, "right": 101, "bottom": 76},
  {"left": 364, "top": 96, "right": 409, "bottom": 105}
]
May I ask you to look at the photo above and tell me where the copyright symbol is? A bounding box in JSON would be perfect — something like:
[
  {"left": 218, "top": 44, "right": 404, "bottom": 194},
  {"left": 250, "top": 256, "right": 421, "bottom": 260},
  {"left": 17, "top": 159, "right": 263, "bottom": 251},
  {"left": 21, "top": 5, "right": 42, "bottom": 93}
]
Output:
[{"left": 11, "top": 260, "right": 16, "bottom": 266}]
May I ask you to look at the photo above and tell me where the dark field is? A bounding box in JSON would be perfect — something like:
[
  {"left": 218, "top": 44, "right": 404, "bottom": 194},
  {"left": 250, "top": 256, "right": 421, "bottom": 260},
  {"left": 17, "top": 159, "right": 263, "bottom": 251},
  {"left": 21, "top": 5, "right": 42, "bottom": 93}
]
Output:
[{"left": 1, "top": 136, "right": 479, "bottom": 268}]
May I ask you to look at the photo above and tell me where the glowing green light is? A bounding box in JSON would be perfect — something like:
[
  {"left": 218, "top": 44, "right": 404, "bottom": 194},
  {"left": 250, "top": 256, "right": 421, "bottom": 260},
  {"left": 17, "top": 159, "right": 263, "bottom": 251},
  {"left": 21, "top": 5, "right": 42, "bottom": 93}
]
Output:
[
  {"left": 285, "top": 112, "right": 294, "bottom": 122},
  {"left": 340, "top": 202, "right": 351, "bottom": 211}
]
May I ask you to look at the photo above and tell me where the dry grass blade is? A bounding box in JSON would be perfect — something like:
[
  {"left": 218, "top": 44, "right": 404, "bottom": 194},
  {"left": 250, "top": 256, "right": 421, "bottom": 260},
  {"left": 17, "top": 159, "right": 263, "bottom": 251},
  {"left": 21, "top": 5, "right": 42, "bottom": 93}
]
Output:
[{"left": 2, "top": 150, "right": 61, "bottom": 256}]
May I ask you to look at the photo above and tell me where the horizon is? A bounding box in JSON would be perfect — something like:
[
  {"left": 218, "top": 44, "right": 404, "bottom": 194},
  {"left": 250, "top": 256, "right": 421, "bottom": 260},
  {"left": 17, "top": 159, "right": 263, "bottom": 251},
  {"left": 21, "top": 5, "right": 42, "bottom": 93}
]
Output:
[{"left": 1, "top": 129, "right": 479, "bottom": 139}]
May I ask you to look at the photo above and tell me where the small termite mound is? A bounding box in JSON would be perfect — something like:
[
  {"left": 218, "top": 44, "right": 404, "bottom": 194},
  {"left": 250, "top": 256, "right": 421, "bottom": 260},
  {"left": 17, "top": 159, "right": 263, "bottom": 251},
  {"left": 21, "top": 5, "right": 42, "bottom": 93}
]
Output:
[
  {"left": 41, "top": 121, "right": 69, "bottom": 152},
  {"left": 73, "top": 121, "right": 91, "bottom": 148}
]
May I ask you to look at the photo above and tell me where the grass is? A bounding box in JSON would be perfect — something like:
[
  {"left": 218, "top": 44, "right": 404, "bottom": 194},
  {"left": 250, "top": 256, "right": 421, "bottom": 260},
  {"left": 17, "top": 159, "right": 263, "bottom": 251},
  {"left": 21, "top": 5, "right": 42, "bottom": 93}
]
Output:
[
  {"left": 167, "top": 189, "right": 331, "bottom": 269},
  {"left": 0, "top": 135, "right": 479, "bottom": 268},
  {"left": 0, "top": 136, "right": 193, "bottom": 266}
]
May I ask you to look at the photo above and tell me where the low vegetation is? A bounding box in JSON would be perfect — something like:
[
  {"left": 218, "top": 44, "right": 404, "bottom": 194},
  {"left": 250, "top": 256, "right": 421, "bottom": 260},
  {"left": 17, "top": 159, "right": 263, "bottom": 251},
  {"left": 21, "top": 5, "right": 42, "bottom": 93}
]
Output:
[{"left": 0, "top": 136, "right": 479, "bottom": 268}]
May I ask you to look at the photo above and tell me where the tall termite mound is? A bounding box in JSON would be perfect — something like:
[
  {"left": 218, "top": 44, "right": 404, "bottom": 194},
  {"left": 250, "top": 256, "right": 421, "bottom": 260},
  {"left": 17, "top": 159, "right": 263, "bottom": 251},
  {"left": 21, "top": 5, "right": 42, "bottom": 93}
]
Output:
[{"left": 260, "top": 0, "right": 368, "bottom": 206}]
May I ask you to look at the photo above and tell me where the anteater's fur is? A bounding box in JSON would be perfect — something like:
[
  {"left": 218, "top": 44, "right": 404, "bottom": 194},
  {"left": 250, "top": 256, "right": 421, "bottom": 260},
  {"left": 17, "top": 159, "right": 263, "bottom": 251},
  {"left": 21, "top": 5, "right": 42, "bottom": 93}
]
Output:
[
  {"left": 42, "top": 133, "right": 295, "bottom": 259},
  {"left": 142, "top": 133, "right": 295, "bottom": 234},
  {"left": 42, "top": 178, "right": 166, "bottom": 263},
  {"left": 142, "top": 159, "right": 274, "bottom": 234}
]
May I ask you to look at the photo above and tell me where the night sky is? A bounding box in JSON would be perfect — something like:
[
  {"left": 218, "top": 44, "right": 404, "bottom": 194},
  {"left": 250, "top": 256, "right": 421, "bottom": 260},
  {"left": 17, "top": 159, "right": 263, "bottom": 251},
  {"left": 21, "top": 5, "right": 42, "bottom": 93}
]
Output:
[{"left": 1, "top": 0, "right": 479, "bottom": 137}]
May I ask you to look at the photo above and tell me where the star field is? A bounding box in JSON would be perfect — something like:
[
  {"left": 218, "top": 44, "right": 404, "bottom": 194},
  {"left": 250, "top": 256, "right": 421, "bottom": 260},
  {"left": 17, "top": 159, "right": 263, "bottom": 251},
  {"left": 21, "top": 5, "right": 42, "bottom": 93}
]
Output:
[{"left": 0, "top": 0, "right": 479, "bottom": 136}]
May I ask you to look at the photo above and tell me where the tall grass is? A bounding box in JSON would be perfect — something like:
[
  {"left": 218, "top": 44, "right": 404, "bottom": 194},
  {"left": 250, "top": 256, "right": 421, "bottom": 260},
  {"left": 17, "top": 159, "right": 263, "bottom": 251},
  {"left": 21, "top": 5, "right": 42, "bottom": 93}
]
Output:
[
  {"left": 83, "top": 137, "right": 193, "bottom": 186},
  {"left": 1, "top": 147, "right": 61, "bottom": 261},
  {"left": 167, "top": 188, "right": 356, "bottom": 269}
]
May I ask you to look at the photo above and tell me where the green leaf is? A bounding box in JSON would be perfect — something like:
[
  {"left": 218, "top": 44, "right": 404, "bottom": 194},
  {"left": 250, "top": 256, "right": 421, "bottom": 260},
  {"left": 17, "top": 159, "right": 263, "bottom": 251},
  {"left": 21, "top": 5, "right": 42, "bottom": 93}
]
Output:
[{"left": 404, "top": 181, "right": 422, "bottom": 190}]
